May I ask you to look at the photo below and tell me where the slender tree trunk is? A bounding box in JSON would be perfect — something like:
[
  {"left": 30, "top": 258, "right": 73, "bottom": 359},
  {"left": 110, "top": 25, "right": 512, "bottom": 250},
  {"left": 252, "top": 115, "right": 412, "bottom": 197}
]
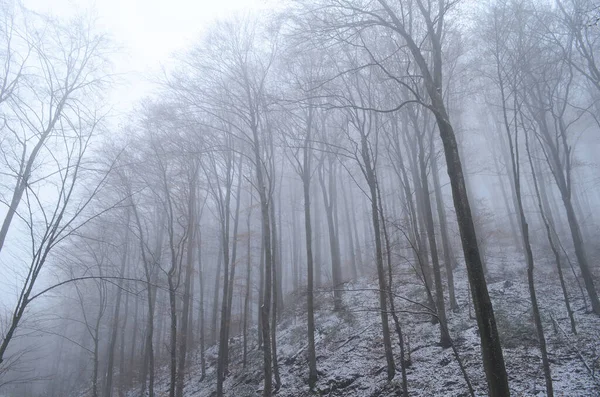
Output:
[
  {"left": 276, "top": 174, "right": 285, "bottom": 315},
  {"left": 431, "top": 148, "right": 458, "bottom": 311},
  {"left": 292, "top": 200, "right": 300, "bottom": 292},
  {"left": 503, "top": 114, "right": 554, "bottom": 395},
  {"left": 348, "top": 184, "right": 364, "bottom": 275},
  {"left": 103, "top": 211, "right": 130, "bottom": 397},
  {"left": 249, "top": 120, "right": 274, "bottom": 397},
  {"left": 118, "top": 267, "right": 129, "bottom": 397},
  {"left": 391, "top": 124, "right": 424, "bottom": 280},
  {"left": 417, "top": 132, "right": 451, "bottom": 347},
  {"left": 269, "top": 195, "right": 281, "bottom": 391},
  {"left": 197, "top": 231, "right": 206, "bottom": 381},
  {"left": 212, "top": 243, "right": 223, "bottom": 345},
  {"left": 304, "top": 173, "right": 319, "bottom": 389},
  {"left": 129, "top": 286, "right": 138, "bottom": 389},
  {"left": 167, "top": 274, "right": 178, "bottom": 397},
  {"left": 243, "top": 200, "right": 253, "bottom": 368},
  {"left": 377, "top": 181, "right": 409, "bottom": 395},
  {"left": 216, "top": 151, "right": 234, "bottom": 397},
  {"left": 133, "top": 205, "right": 160, "bottom": 397},
  {"left": 224, "top": 157, "right": 244, "bottom": 376},
  {"left": 360, "top": 132, "right": 395, "bottom": 380},
  {"left": 532, "top": 109, "right": 600, "bottom": 314},
  {"left": 342, "top": 178, "right": 358, "bottom": 280},
  {"left": 491, "top": 149, "right": 521, "bottom": 250},
  {"left": 318, "top": 159, "right": 343, "bottom": 310},
  {"left": 403, "top": 130, "right": 435, "bottom": 311},
  {"left": 92, "top": 333, "right": 100, "bottom": 397},
  {"left": 313, "top": 184, "right": 323, "bottom": 288},
  {"left": 526, "top": 133, "right": 576, "bottom": 334},
  {"left": 561, "top": 191, "right": 600, "bottom": 314},
  {"left": 258, "top": 232, "right": 265, "bottom": 349},
  {"left": 175, "top": 171, "right": 198, "bottom": 397}
]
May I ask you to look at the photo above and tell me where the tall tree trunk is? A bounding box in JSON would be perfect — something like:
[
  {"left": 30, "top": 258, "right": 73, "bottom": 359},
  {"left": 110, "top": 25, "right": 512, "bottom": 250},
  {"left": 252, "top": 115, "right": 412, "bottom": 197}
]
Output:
[
  {"left": 103, "top": 210, "right": 130, "bottom": 397},
  {"left": 432, "top": 108, "right": 509, "bottom": 395},
  {"left": 118, "top": 266, "right": 130, "bottom": 397},
  {"left": 129, "top": 286, "right": 138, "bottom": 389},
  {"left": 348, "top": 184, "right": 364, "bottom": 275},
  {"left": 318, "top": 158, "right": 343, "bottom": 310},
  {"left": 313, "top": 184, "right": 323, "bottom": 288},
  {"left": 249, "top": 120, "right": 274, "bottom": 397},
  {"left": 304, "top": 168, "right": 319, "bottom": 390},
  {"left": 197, "top": 231, "right": 206, "bottom": 381},
  {"left": 418, "top": 132, "right": 451, "bottom": 347},
  {"left": 224, "top": 157, "right": 244, "bottom": 376},
  {"left": 491, "top": 148, "right": 521, "bottom": 250},
  {"left": 216, "top": 151, "right": 234, "bottom": 397},
  {"left": 292, "top": 199, "right": 300, "bottom": 292},
  {"left": 211, "top": 243, "right": 223, "bottom": 345},
  {"left": 92, "top": 330, "right": 100, "bottom": 397},
  {"left": 167, "top": 272, "right": 178, "bottom": 397},
  {"left": 377, "top": 181, "right": 409, "bottom": 395},
  {"left": 501, "top": 99, "right": 554, "bottom": 395},
  {"left": 258, "top": 232, "right": 265, "bottom": 349},
  {"left": 403, "top": 129, "right": 435, "bottom": 311},
  {"left": 431, "top": 147, "right": 458, "bottom": 311},
  {"left": 561, "top": 191, "right": 600, "bottom": 314},
  {"left": 276, "top": 173, "right": 285, "bottom": 315},
  {"left": 341, "top": 176, "right": 358, "bottom": 280},
  {"left": 532, "top": 106, "right": 600, "bottom": 314},
  {"left": 176, "top": 170, "right": 198, "bottom": 397},
  {"left": 133, "top": 206, "right": 160, "bottom": 397},
  {"left": 270, "top": 195, "right": 281, "bottom": 391},
  {"left": 243, "top": 200, "right": 253, "bottom": 368},
  {"left": 360, "top": 132, "right": 395, "bottom": 380},
  {"left": 390, "top": 122, "right": 423, "bottom": 281},
  {"left": 526, "top": 133, "right": 576, "bottom": 334}
]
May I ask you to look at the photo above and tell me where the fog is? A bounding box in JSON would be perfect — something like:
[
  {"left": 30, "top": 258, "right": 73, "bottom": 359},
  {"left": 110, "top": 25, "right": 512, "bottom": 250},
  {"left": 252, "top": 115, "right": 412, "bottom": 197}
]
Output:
[{"left": 0, "top": 0, "right": 599, "bottom": 396}]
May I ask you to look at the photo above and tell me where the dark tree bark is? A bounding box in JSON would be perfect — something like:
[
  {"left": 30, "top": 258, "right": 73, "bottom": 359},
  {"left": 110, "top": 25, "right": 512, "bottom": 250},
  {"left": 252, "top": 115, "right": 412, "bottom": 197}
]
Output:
[
  {"left": 243, "top": 199, "right": 253, "bottom": 368},
  {"left": 176, "top": 168, "right": 198, "bottom": 397},
  {"left": 341, "top": 177, "right": 358, "bottom": 280},
  {"left": 269, "top": 199, "right": 282, "bottom": 391},
  {"left": 526, "top": 131, "right": 576, "bottom": 334},
  {"left": 302, "top": 106, "right": 319, "bottom": 389},
  {"left": 430, "top": 144, "right": 458, "bottom": 311},
  {"left": 377, "top": 181, "right": 409, "bottom": 395},
  {"left": 216, "top": 149, "right": 234, "bottom": 397},
  {"left": 103, "top": 210, "right": 130, "bottom": 397},
  {"left": 197, "top": 231, "right": 207, "bottom": 382},
  {"left": 318, "top": 156, "right": 343, "bottom": 310},
  {"left": 211, "top": 242, "right": 223, "bottom": 345},
  {"left": 118, "top": 266, "right": 130, "bottom": 396},
  {"left": 497, "top": 71, "right": 553, "bottom": 394},
  {"left": 416, "top": 125, "right": 451, "bottom": 347},
  {"left": 359, "top": 125, "right": 396, "bottom": 380},
  {"left": 223, "top": 156, "right": 244, "bottom": 378}
]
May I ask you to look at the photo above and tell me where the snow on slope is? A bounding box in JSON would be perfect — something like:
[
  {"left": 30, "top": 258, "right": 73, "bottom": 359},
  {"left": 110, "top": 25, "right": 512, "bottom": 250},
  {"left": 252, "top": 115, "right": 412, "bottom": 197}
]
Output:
[{"left": 134, "top": 248, "right": 600, "bottom": 396}]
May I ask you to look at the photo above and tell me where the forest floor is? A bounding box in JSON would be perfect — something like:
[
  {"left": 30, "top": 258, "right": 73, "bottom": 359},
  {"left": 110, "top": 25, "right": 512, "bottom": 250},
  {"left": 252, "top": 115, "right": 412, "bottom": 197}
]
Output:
[{"left": 142, "top": 247, "right": 600, "bottom": 396}]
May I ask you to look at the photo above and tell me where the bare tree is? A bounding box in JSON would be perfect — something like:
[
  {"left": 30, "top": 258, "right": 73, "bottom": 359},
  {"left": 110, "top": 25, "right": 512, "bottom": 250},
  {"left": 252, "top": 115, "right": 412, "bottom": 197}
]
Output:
[
  {"left": 0, "top": 12, "right": 111, "bottom": 254},
  {"left": 0, "top": 111, "right": 112, "bottom": 367},
  {"left": 298, "top": 1, "right": 510, "bottom": 392}
]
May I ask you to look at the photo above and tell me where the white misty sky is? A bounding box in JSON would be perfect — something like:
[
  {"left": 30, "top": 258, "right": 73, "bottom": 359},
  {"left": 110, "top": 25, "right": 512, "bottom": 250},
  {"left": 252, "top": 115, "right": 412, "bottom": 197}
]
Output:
[{"left": 23, "top": 0, "right": 273, "bottom": 110}]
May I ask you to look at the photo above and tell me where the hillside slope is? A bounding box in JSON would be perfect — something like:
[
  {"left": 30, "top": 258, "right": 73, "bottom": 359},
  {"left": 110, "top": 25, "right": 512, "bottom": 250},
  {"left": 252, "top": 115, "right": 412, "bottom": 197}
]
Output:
[{"left": 135, "top": 249, "right": 600, "bottom": 396}]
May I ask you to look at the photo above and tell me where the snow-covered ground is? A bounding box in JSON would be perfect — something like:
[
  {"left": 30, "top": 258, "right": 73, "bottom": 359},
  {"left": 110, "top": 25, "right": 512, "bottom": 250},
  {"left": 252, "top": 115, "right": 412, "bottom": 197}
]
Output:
[{"left": 135, "top": 248, "right": 600, "bottom": 396}]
